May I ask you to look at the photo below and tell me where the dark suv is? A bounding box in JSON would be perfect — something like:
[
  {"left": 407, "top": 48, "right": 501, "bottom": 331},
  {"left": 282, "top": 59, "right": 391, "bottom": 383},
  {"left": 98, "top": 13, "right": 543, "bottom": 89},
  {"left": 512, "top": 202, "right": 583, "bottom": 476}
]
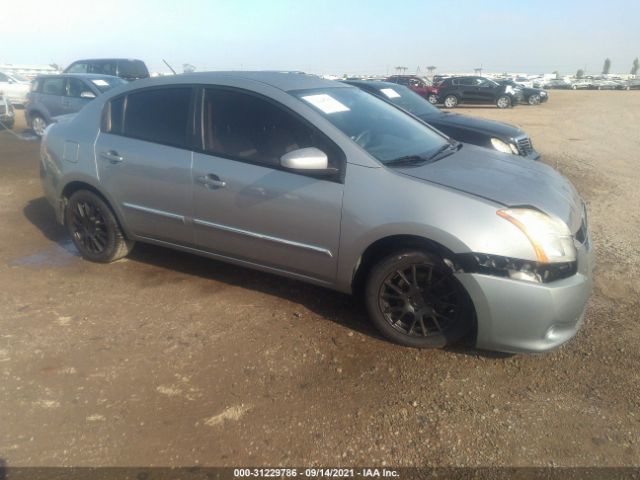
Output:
[
  {"left": 385, "top": 75, "right": 439, "bottom": 104},
  {"left": 437, "top": 76, "right": 522, "bottom": 109},
  {"left": 64, "top": 59, "right": 150, "bottom": 81}
]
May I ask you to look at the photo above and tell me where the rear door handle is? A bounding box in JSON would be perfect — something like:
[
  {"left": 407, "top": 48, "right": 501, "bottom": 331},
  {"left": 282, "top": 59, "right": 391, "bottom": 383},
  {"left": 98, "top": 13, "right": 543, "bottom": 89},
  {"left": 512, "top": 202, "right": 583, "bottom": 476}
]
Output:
[
  {"left": 196, "top": 174, "right": 226, "bottom": 189},
  {"left": 100, "top": 150, "right": 124, "bottom": 164}
]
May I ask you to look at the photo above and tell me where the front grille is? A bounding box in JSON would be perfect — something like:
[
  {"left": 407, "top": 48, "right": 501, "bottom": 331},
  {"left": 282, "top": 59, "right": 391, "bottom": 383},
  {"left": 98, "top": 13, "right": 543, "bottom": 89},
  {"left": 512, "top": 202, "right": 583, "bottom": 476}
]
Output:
[{"left": 516, "top": 136, "right": 533, "bottom": 155}]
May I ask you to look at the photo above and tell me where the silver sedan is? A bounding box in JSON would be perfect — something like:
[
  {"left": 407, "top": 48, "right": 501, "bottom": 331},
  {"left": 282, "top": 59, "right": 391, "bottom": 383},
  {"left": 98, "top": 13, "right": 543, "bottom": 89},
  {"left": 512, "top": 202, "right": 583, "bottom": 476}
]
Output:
[{"left": 39, "top": 72, "right": 594, "bottom": 353}]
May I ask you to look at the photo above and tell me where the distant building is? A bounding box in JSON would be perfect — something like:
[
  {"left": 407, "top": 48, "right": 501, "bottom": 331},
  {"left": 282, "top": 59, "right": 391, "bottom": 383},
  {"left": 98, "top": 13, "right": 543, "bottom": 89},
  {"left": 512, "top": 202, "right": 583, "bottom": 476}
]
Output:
[{"left": 0, "top": 64, "right": 61, "bottom": 79}]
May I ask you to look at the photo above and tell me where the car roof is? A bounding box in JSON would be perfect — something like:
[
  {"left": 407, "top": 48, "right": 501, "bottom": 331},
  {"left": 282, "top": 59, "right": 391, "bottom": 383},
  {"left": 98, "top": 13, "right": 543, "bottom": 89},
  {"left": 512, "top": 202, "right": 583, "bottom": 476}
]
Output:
[
  {"left": 69, "top": 58, "right": 145, "bottom": 63},
  {"left": 124, "top": 71, "right": 352, "bottom": 93},
  {"left": 35, "top": 73, "right": 123, "bottom": 81}
]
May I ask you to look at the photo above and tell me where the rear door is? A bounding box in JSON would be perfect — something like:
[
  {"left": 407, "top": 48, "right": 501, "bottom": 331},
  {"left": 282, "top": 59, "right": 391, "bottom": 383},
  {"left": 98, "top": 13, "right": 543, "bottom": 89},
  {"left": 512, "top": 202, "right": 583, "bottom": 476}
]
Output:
[
  {"left": 95, "top": 86, "right": 195, "bottom": 245},
  {"left": 191, "top": 87, "right": 344, "bottom": 282},
  {"left": 39, "top": 77, "right": 67, "bottom": 119}
]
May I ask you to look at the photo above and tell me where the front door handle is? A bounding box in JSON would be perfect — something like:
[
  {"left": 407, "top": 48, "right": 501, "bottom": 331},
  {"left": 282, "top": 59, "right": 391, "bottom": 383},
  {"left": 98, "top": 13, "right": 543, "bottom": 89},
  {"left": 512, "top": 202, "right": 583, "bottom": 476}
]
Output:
[
  {"left": 196, "top": 174, "right": 226, "bottom": 189},
  {"left": 100, "top": 150, "right": 124, "bottom": 164}
]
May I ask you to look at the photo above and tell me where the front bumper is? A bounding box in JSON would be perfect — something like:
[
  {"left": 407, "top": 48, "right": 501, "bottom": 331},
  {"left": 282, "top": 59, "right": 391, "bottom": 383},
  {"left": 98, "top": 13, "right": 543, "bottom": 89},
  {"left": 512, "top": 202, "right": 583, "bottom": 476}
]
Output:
[{"left": 456, "top": 235, "right": 594, "bottom": 354}]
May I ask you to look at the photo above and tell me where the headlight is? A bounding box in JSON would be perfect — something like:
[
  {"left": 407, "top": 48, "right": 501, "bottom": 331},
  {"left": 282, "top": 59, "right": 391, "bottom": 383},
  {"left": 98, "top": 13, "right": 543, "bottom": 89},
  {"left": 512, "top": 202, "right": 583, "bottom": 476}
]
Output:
[
  {"left": 490, "top": 138, "right": 519, "bottom": 155},
  {"left": 497, "top": 208, "right": 576, "bottom": 263}
]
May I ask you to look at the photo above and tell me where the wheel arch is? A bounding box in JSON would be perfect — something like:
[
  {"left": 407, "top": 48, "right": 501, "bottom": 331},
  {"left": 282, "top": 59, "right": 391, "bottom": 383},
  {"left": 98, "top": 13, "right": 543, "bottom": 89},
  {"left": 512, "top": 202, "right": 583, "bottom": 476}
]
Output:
[
  {"left": 60, "top": 180, "right": 131, "bottom": 238},
  {"left": 351, "top": 234, "right": 458, "bottom": 297}
]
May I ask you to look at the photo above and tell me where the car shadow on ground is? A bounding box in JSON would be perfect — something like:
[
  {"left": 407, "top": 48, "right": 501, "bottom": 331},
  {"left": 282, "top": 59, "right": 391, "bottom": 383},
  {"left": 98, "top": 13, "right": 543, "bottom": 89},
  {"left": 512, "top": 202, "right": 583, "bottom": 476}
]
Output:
[
  {"left": 23, "top": 196, "right": 510, "bottom": 358},
  {"left": 22, "top": 196, "right": 377, "bottom": 340}
]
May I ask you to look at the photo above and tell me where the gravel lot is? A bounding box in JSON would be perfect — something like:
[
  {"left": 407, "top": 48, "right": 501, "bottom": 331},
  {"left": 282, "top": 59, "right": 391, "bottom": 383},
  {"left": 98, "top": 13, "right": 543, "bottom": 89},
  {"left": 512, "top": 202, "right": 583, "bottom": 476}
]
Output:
[{"left": 1, "top": 90, "right": 639, "bottom": 468}]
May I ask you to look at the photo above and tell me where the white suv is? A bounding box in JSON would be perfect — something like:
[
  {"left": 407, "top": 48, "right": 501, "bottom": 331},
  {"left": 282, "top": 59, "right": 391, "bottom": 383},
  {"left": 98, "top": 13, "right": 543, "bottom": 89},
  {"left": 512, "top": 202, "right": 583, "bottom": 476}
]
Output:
[{"left": 0, "top": 71, "right": 31, "bottom": 105}]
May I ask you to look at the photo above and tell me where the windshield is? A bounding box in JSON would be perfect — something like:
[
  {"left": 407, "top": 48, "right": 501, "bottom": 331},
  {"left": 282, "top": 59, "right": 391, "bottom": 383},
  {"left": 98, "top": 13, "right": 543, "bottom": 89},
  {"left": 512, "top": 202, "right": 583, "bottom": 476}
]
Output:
[
  {"left": 373, "top": 84, "right": 440, "bottom": 117},
  {"left": 117, "top": 60, "right": 149, "bottom": 79},
  {"left": 90, "top": 76, "right": 126, "bottom": 93},
  {"left": 294, "top": 87, "right": 449, "bottom": 165}
]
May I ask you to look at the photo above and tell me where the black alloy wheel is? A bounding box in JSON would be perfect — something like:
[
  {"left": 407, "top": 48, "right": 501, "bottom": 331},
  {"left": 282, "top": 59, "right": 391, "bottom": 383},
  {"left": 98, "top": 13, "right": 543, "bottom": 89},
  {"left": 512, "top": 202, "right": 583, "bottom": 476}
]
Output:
[
  {"left": 66, "top": 190, "right": 133, "bottom": 263},
  {"left": 365, "top": 251, "right": 472, "bottom": 348}
]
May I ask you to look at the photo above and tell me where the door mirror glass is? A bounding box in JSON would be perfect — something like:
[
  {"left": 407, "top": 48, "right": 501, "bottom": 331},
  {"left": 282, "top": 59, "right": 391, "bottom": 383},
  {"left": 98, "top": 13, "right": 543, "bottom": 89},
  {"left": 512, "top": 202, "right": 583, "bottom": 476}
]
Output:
[
  {"left": 80, "top": 91, "right": 96, "bottom": 99},
  {"left": 280, "top": 147, "right": 334, "bottom": 173}
]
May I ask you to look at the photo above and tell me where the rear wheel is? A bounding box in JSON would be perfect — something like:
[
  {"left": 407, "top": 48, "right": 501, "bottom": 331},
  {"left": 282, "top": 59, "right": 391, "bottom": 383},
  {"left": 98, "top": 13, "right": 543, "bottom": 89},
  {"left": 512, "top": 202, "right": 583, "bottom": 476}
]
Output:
[
  {"left": 365, "top": 250, "right": 473, "bottom": 348},
  {"left": 31, "top": 114, "right": 47, "bottom": 137},
  {"left": 65, "top": 190, "right": 134, "bottom": 263},
  {"left": 496, "top": 95, "right": 511, "bottom": 109},
  {"left": 443, "top": 95, "right": 458, "bottom": 108},
  {"left": 427, "top": 93, "right": 438, "bottom": 104}
]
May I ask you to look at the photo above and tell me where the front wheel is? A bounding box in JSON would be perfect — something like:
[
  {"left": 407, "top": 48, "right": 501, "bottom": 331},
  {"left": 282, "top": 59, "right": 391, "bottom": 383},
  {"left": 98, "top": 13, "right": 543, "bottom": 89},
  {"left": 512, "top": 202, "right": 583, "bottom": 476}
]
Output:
[
  {"left": 65, "top": 190, "right": 134, "bottom": 263},
  {"left": 527, "top": 94, "right": 541, "bottom": 105},
  {"left": 496, "top": 95, "right": 511, "bottom": 109},
  {"left": 31, "top": 114, "right": 47, "bottom": 137},
  {"left": 443, "top": 95, "right": 458, "bottom": 108},
  {"left": 427, "top": 94, "right": 438, "bottom": 104},
  {"left": 365, "top": 250, "right": 473, "bottom": 348}
]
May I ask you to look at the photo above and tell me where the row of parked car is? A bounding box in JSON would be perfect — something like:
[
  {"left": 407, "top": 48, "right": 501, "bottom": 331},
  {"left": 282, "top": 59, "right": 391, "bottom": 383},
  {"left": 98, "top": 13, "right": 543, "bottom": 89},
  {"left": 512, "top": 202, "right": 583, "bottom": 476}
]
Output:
[
  {"left": 38, "top": 70, "right": 593, "bottom": 354},
  {"left": 383, "top": 74, "right": 549, "bottom": 108}
]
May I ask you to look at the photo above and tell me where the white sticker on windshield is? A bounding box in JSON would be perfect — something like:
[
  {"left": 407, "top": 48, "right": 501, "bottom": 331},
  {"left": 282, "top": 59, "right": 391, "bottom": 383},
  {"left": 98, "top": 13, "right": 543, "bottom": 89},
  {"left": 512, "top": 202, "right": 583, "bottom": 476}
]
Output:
[
  {"left": 91, "top": 79, "right": 109, "bottom": 86},
  {"left": 380, "top": 88, "right": 401, "bottom": 99},
  {"left": 301, "top": 94, "right": 350, "bottom": 114}
]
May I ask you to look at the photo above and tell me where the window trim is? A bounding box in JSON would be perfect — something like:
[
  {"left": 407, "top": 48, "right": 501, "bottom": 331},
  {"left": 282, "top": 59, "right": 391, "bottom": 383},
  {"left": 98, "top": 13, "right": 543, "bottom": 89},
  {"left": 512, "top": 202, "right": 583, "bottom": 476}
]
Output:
[
  {"left": 194, "top": 85, "right": 346, "bottom": 183},
  {"left": 101, "top": 85, "right": 197, "bottom": 151}
]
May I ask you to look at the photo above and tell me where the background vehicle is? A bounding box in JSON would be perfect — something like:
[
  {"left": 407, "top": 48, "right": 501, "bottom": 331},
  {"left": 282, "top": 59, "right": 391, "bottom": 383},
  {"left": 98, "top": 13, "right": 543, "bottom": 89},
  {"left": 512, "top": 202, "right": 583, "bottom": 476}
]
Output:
[
  {"left": 0, "top": 70, "right": 31, "bottom": 105},
  {"left": 64, "top": 58, "right": 150, "bottom": 81},
  {"left": 40, "top": 72, "right": 592, "bottom": 354},
  {"left": 512, "top": 76, "right": 534, "bottom": 88},
  {"left": 543, "top": 79, "right": 573, "bottom": 89},
  {"left": 435, "top": 76, "right": 521, "bottom": 108},
  {"left": 26, "top": 74, "right": 125, "bottom": 136},
  {"left": 0, "top": 93, "right": 15, "bottom": 129},
  {"left": 497, "top": 79, "right": 549, "bottom": 105},
  {"left": 345, "top": 80, "right": 540, "bottom": 160},
  {"left": 385, "top": 75, "right": 439, "bottom": 104}
]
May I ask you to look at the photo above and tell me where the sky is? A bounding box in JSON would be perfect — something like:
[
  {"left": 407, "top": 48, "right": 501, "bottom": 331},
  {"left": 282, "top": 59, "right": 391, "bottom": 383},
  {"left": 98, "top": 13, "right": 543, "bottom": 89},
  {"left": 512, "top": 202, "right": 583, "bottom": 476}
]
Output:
[{"left": 2, "top": 0, "right": 639, "bottom": 75}]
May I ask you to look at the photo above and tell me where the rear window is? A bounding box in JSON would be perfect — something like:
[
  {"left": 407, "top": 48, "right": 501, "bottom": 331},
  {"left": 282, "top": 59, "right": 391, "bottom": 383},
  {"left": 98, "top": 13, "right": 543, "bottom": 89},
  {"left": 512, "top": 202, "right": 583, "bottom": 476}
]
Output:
[
  {"left": 104, "top": 87, "right": 192, "bottom": 149},
  {"left": 117, "top": 60, "right": 149, "bottom": 79}
]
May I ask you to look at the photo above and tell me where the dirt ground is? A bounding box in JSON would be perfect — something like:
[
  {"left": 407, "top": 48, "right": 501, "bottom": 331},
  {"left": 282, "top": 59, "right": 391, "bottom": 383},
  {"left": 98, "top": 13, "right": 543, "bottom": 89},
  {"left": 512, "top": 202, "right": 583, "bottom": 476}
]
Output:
[{"left": 0, "top": 90, "right": 639, "bottom": 468}]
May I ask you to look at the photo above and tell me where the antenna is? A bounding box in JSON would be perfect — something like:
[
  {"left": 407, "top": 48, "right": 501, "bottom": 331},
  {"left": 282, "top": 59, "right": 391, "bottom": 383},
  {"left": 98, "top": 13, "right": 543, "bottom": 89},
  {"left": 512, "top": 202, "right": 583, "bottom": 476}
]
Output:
[{"left": 162, "top": 59, "right": 177, "bottom": 75}]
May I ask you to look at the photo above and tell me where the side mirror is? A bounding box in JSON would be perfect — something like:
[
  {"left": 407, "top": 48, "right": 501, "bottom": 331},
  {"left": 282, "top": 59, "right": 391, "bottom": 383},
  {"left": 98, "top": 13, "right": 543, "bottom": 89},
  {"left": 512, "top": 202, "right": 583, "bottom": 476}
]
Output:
[
  {"left": 80, "top": 91, "right": 96, "bottom": 99},
  {"left": 280, "top": 147, "right": 337, "bottom": 176}
]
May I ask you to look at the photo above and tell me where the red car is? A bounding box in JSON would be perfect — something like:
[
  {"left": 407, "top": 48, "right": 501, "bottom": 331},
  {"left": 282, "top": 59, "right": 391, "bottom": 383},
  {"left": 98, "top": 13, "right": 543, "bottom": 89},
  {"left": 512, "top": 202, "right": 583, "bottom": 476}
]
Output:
[{"left": 385, "top": 75, "right": 439, "bottom": 104}]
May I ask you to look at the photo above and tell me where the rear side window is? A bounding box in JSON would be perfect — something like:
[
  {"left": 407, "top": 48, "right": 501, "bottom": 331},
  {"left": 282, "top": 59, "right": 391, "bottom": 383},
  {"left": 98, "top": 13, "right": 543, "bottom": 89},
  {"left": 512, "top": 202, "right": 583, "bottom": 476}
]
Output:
[
  {"left": 104, "top": 87, "right": 192, "bottom": 149},
  {"left": 42, "top": 78, "right": 66, "bottom": 95},
  {"left": 202, "top": 88, "right": 341, "bottom": 170}
]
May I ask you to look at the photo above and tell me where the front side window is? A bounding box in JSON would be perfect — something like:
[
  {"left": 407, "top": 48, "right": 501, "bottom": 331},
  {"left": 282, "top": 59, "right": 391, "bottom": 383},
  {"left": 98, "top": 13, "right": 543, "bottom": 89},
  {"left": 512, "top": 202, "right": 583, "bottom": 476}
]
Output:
[
  {"left": 66, "top": 78, "right": 93, "bottom": 97},
  {"left": 294, "top": 87, "right": 449, "bottom": 165},
  {"left": 202, "top": 88, "right": 339, "bottom": 169},
  {"left": 105, "top": 87, "right": 192, "bottom": 149},
  {"left": 88, "top": 61, "right": 116, "bottom": 76}
]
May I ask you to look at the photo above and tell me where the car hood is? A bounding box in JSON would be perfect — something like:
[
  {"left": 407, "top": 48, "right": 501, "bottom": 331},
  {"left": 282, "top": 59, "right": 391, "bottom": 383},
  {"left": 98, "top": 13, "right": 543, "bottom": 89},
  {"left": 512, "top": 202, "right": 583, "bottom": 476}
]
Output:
[
  {"left": 421, "top": 112, "right": 523, "bottom": 139},
  {"left": 395, "top": 144, "right": 584, "bottom": 232}
]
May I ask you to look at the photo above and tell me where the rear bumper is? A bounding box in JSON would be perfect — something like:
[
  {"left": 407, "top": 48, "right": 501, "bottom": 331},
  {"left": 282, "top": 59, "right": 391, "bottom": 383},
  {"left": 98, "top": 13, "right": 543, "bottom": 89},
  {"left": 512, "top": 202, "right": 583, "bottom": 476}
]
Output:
[{"left": 456, "top": 236, "right": 594, "bottom": 354}]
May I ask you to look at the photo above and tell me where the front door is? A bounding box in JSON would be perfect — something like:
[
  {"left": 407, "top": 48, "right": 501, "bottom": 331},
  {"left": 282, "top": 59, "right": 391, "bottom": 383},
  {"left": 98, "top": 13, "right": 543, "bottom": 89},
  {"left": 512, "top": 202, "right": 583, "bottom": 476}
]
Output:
[
  {"left": 96, "top": 86, "right": 194, "bottom": 245},
  {"left": 191, "top": 87, "right": 344, "bottom": 283}
]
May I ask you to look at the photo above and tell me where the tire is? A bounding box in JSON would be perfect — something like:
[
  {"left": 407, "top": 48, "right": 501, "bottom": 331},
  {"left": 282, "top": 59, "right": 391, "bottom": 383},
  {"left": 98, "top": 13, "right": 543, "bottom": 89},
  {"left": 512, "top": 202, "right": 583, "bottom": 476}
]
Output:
[
  {"left": 427, "top": 94, "right": 438, "bottom": 105},
  {"left": 65, "top": 190, "right": 134, "bottom": 263},
  {"left": 365, "top": 250, "right": 473, "bottom": 349},
  {"left": 496, "top": 95, "right": 511, "bottom": 109},
  {"left": 31, "top": 113, "right": 47, "bottom": 137},
  {"left": 527, "top": 94, "right": 541, "bottom": 105},
  {"left": 443, "top": 95, "right": 458, "bottom": 108}
]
